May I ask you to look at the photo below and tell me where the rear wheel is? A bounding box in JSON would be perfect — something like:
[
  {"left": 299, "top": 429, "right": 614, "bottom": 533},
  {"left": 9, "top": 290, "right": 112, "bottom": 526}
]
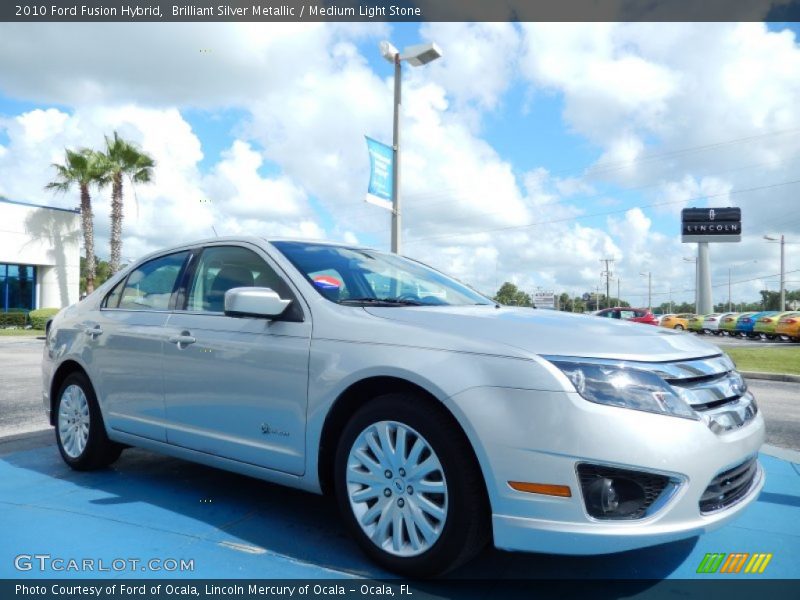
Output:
[
  {"left": 334, "top": 394, "right": 490, "bottom": 577},
  {"left": 55, "top": 372, "right": 123, "bottom": 470},
  {"left": 674, "top": 324, "right": 684, "bottom": 331}
]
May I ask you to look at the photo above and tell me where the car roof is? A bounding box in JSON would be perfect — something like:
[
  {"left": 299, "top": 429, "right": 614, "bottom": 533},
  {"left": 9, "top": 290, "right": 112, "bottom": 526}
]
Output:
[{"left": 131, "top": 236, "right": 374, "bottom": 265}]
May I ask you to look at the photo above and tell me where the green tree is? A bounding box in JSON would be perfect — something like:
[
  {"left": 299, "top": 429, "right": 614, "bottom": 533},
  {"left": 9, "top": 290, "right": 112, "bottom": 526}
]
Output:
[
  {"left": 45, "top": 149, "right": 105, "bottom": 293},
  {"left": 79, "top": 256, "right": 113, "bottom": 295},
  {"left": 98, "top": 132, "right": 155, "bottom": 273},
  {"left": 494, "top": 282, "right": 532, "bottom": 307}
]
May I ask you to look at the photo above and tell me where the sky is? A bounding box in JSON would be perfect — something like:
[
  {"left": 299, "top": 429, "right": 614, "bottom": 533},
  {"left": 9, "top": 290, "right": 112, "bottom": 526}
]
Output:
[{"left": 1, "top": 21, "right": 799, "bottom": 307}]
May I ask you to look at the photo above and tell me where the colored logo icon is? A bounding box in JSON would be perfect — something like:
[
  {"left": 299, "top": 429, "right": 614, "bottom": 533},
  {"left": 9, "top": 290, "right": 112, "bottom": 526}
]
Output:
[{"left": 696, "top": 552, "right": 773, "bottom": 574}]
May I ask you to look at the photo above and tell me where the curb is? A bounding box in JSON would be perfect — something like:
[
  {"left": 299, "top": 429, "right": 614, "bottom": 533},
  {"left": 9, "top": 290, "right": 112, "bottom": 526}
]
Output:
[
  {"left": 761, "top": 444, "right": 800, "bottom": 464},
  {"left": 741, "top": 370, "right": 800, "bottom": 383}
]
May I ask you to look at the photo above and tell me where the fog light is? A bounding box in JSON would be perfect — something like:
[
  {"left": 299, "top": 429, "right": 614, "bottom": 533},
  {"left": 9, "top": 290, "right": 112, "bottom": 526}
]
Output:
[
  {"left": 587, "top": 478, "right": 619, "bottom": 514},
  {"left": 577, "top": 464, "right": 671, "bottom": 520}
]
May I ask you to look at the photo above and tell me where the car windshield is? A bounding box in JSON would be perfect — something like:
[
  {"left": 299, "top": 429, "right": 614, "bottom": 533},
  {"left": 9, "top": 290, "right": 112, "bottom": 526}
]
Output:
[{"left": 272, "top": 241, "right": 493, "bottom": 307}]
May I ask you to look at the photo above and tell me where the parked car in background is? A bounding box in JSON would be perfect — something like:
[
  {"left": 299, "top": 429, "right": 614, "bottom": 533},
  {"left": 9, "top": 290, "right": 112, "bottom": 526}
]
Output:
[
  {"left": 40, "top": 237, "right": 764, "bottom": 576},
  {"left": 719, "top": 313, "right": 744, "bottom": 336},
  {"left": 658, "top": 313, "right": 674, "bottom": 326},
  {"left": 593, "top": 307, "right": 659, "bottom": 325},
  {"left": 754, "top": 311, "right": 797, "bottom": 340},
  {"left": 687, "top": 314, "right": 707, "bottom": 333},
  {"left": 703, "top": 313, "right": 736, "bottom": 335},
  {"left": 734, "top": 311, "right": 776, "bottom": 339},
  {"left": 661, "top": 313, "right": 695, "bottom": 331},
  {"left": 775, "top": 312, "right": 800, "bottom": 341}
]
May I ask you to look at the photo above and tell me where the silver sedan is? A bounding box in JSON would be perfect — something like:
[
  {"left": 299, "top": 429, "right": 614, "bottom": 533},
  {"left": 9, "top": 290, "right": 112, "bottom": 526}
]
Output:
[{"left": 42, "top": 237, "right": 764, "bottom": 577}]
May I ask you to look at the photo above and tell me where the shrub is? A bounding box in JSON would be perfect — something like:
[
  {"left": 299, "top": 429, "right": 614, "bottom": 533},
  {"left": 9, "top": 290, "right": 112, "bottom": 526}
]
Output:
[
  {"left": 0, "top": 311, "right": 28, "bottom": 328},
  {"left": 28, "top": 308, "right": 60, "bottom": 330}
]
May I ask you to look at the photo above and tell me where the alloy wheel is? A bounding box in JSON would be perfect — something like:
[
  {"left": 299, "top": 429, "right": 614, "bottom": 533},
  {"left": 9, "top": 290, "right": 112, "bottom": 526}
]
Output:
[
  {"left": 58, "top": 384, "right": 90, "bottom": 458},
  {"left": 345, "top": 420, "right": 448, "bottom": 557}
]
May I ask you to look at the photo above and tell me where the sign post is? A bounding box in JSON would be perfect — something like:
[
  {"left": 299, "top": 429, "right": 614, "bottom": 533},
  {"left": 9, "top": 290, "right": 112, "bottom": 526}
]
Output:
[
  {"left": 534, "top": 290, "right": 556, "bottom": 310},
  {"left": 680, "top": 207, "right": 742, "bottom": 314}
]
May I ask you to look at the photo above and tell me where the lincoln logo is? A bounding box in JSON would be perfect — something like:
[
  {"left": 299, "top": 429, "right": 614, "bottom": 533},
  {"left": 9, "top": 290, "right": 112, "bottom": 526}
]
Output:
[{"left": 709, "top": 209, "right": 715, "bottom": 221}]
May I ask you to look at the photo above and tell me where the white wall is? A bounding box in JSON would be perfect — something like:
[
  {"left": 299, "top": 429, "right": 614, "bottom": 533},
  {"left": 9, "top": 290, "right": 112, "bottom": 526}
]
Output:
[{"left": 0, "top": 200, "right": 81, "bottom": 309}]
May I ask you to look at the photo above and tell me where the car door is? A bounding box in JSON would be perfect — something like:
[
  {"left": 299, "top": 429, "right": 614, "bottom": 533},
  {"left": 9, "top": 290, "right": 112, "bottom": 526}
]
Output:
[
  {"left": 86, "top": 250, "right": 191, "bottom": 442},
  {"left": 161, "top": 243, "right": 311, "bottom": 476}
]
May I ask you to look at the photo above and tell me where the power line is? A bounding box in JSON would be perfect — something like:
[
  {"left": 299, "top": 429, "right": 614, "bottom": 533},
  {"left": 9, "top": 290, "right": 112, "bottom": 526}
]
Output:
[
  {"left": 403, "top": 178, "right": 800, "bottom": 246},
  {"left": 621, "top": 268, "right": 800, "bottom": 299},
  {"left": 345, "top": 130, "right": 800, "bottom": 225}
]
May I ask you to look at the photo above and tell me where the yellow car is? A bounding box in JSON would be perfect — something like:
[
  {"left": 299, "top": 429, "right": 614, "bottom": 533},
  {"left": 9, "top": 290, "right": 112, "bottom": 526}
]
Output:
[
  {"left": 660, "top": 313, "right": 695, "bottom": 331},
  {"left": 775, "top": 312, "right": 800, "bottom": 341}
]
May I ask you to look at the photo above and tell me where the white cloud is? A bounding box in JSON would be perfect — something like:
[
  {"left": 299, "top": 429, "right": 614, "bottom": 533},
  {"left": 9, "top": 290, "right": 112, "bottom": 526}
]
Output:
[{"left": 2, "top": 22, "right": 799, "bottom": 307}]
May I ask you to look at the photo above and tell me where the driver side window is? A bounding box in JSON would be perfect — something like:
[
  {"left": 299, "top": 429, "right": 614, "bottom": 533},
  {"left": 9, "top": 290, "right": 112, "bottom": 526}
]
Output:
[{"left": 185, "top": 246, "right": 300, "bottom": 319}]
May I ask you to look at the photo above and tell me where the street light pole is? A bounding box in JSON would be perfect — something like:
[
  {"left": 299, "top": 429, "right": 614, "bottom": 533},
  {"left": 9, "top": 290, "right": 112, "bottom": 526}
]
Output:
[
  {"left": 728, "top": 266, "right": 732, "bottom": 312},
  {"left": 380, "top": 41, "right": 442, "bottom": 255},
  {"left": 390, "top": 55, "right": 402, "bottom": 254},
  {"left": 639, "top": 272, "right": 652, "bottom": 311}
]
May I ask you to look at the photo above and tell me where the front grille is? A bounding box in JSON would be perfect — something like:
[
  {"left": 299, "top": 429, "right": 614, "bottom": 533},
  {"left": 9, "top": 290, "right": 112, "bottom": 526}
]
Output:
[
  {"left": 656, "top": 356, "right": 758, "bottom": 433},
  {"left": 699, "top": 457, "right": 759, "bottom": 514},
  {"left": 577, "top": 464, "right": 670, "bottom": 520}
]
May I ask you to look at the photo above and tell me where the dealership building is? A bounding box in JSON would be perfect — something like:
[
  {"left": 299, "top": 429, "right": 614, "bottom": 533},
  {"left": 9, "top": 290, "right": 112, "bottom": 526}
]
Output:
[{"left": 0, "top": 197, "right": 81, "bottom": 311}]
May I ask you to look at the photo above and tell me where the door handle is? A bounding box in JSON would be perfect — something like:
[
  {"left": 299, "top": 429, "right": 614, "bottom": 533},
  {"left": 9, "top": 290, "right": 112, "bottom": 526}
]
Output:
[
  {"left": 168, "top": 333, "right": 196, "bottom": 347},
  {"left": 84, "top": 326, "right": 103, "bottom": 338}
]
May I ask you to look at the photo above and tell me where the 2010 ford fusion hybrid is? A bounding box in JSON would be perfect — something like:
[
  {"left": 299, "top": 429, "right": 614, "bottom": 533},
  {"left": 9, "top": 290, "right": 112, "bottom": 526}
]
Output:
[{"left": 43, "top": 237, "right": 764, "bottom": 576}]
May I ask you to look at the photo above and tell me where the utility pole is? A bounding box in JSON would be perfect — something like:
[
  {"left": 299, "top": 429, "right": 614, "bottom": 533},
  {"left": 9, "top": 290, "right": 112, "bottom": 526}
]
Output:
[
  {"left": 600, "top": 258, "right": 615, "bottom": 309},
  {"left": 617, "top": 278, "right": 621, "bottom": 306},
  {"left": 764, "top": 235, "right": 786, "bottom": 310}
]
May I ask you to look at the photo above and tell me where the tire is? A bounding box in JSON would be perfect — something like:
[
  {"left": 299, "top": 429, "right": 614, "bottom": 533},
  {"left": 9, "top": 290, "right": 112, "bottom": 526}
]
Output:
[
  {"left": 674, "top": 324, "right": 684, "bottom": 331},
  {"left": 334, "top": 393, "right": 490, "bottom": 578},
  {"left": 55, "top": 371, "right": 123, "bottom": 471}
]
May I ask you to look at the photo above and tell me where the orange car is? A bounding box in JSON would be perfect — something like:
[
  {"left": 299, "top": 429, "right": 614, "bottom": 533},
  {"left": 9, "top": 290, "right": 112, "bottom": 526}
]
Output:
[
  {"left": 660, "top": 313, "right": 695, "bottom": 331},
  {"left": 775, "top": 312, "right": 800, "bottom": 341}
]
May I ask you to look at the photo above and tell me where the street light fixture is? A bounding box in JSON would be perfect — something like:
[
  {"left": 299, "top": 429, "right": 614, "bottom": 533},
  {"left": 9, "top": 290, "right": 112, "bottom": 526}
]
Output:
[
  {"left": 764, "top": 234, "right": 786, "bottom": 310},
  {"left": 380, "top": 40, "right": 443, "bottom": 254}
]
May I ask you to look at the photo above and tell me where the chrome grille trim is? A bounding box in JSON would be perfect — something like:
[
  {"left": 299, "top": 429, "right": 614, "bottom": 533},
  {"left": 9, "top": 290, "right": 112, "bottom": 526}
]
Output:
[{"left": 700, "top": 457, "right": 761, "bottom": 514}]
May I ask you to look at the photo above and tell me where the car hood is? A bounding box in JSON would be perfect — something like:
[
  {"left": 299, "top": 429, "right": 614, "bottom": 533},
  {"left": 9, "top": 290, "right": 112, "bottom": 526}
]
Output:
[{"left": 364, "top": 305, "right": 723, "bottom": 362}]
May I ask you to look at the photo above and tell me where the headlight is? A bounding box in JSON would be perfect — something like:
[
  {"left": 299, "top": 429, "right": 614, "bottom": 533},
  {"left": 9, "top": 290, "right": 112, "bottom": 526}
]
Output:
[{"left": 546, "top": 358, "right": 698, "bottom": 420}]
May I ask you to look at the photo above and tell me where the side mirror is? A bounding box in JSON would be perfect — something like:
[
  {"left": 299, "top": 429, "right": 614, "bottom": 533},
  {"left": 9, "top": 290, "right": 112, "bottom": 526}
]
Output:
[{"left": 224, "top": 287, "right": 291, "bottom": 319}]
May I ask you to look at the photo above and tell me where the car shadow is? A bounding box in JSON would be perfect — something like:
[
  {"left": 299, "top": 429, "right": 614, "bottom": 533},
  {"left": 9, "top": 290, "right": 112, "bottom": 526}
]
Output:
[{"left": 3, "top": 442, "right": 696, "bottom": 585}]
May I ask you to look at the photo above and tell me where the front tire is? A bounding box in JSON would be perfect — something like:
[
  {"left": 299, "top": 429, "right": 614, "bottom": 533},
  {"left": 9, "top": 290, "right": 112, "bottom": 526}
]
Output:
[
  {"left": 334, "top": 394, "right": 489, "bottom": 577},
  {"left": 55, "top": 372, "right": 123, "bottom": 470},
  {"left": 674, "top": 324, "right": 684, "bottom": 331}
]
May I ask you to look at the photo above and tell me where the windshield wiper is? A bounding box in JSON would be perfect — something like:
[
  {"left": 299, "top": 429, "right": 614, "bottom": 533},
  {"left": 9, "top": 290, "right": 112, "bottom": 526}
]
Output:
[{"left": 339, "top": 297, "right": 423, "bottom": 306}]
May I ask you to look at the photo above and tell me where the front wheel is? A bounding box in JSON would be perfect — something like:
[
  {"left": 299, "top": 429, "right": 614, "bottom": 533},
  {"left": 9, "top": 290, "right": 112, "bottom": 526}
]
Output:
[
  {"left": 334, "top": 394, "right": 489, "bottom": 577},
  {"left": 55, "top": 372, "right": 123, "bottom": 470},
  {"left": 674, "top": 324, "right": 684, "bottom": 331}
]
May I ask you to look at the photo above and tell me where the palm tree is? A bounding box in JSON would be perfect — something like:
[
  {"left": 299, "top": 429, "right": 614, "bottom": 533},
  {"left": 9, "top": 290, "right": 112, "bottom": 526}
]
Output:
[
  {"left": 45, "top": 149, "right": 104, "bottom": 293},
  {"left": 99, "top": 132, "right": 155, "bottom": 273}
]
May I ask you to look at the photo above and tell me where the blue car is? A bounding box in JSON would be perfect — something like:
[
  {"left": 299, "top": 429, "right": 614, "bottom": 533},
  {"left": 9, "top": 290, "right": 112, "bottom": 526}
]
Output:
[{"left": 734, "top": 311, "right": 778, "bottom": 338}]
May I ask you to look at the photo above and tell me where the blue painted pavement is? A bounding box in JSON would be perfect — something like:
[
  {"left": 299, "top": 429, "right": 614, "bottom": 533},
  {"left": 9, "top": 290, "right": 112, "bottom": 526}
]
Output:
[{"left": 0, "top": 442, "right": 798, "bottom": 580}]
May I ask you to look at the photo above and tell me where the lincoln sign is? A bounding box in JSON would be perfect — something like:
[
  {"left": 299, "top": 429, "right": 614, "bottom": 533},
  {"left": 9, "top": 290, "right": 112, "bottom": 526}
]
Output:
[{"left": 681, "top": 207, "right": 742, "bottom": 243}]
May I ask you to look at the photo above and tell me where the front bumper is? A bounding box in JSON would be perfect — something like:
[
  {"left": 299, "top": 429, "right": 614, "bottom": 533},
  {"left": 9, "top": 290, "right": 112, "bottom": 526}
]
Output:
[{"left": 449, "top": 386, "right": 765, "bottom": 555}]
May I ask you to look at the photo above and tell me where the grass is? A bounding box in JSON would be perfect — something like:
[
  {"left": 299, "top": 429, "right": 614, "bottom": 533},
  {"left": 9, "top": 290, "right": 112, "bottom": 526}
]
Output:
[
  {"left": 0, "top": 328, "right": 44, "bottom": 337},
  {"left": 726, "top": 347, "right": 800, "bottom": 375}
]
